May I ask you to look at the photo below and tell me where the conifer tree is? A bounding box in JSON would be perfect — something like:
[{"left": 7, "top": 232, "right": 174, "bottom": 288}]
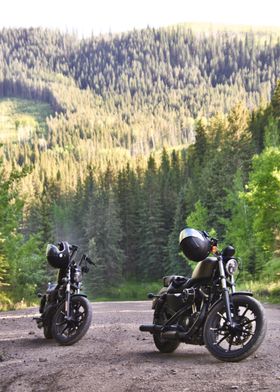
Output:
[
  {"left": 166, "top": 186, "right": 192, "bottom": 276},
  {"left": 139, "top": 156, "right": 166, "bottom": 280}
]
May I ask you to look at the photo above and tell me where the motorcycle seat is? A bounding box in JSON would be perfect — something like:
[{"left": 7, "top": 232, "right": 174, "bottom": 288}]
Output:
[{"left": 163, "top": 275, "right": 187, "bottom": 287}]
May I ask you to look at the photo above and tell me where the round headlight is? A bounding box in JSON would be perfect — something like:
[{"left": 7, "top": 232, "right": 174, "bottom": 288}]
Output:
[
  {"left": 225, "top": 259, "right": 238, "bottom": 275},
  {"left": 74, "top": 269, "right": 82, "bottom": 282}
]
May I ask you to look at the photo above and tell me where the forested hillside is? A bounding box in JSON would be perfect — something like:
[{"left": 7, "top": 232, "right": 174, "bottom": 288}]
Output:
[{"left": 0, "top": 25, "right": 280, "bottom": 307}]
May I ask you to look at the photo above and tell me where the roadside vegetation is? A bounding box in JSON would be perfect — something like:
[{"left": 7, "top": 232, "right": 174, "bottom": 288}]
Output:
[{"left": 0, "top": 25, "right": 280, "bottom": 309}]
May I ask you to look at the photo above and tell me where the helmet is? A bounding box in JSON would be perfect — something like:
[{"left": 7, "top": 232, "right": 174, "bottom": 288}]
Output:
[
  {"left": 179, "top": 228, "right": 211, "bottom": 262},
  {"left": 46, "top": 241, "right": 70, "bottom": 269}
]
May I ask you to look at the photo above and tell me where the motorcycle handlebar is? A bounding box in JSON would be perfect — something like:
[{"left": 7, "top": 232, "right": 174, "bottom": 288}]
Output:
[
  {"left": 57, "top": 242, "right": 94, "bottom": 266},
  {"left": 210, "top": 237, "right": 218, "bottom": 247},
  {"left": 85, "top": 255, "right": 95, "bottom": 265}
]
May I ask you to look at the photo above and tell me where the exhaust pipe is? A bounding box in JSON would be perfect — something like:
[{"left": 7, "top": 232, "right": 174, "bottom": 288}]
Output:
[
  {"left": 140, "top": 325, "right": 190, "bottom": 341},
  {"left": 161, "top": 331, "right": 178, "bottom": 340},
  {"left": 139, "top": 324, "right": 163, "bottom": 333}
]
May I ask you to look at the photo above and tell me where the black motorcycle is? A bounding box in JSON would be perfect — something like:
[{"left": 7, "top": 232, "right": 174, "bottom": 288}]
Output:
[
  {"left": 35, "top": 241, "right": 94, "bottom": 345},
  {"left": 140, "top": 228, "right": 267, "bottom": 362}
]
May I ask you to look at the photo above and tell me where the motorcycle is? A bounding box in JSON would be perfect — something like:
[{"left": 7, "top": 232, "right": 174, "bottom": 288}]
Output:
[
  {"left": 35, "top": 241, "right": 94, "bottom": 345},
  {"left": 140, "top": 228, "right": 267, "bottom": 362}
]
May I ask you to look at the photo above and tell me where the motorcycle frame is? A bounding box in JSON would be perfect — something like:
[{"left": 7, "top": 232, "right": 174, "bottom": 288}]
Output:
[
  {"left": 63, "top": 245, "right": 86, "bottom": 320},
  {"left": 156, "top": 255, "right": 252, "bottom": 339},
  {"left": 35, "top": 243, "right": 93, "bottom": 337}
]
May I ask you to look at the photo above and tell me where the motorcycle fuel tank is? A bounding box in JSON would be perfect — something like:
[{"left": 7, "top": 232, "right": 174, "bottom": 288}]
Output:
[{"left": 191, "top": 257, "right": 217, "bottom": 279}]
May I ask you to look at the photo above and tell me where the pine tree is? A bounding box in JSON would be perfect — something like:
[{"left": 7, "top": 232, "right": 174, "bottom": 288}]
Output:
[
  {"left": 139, "top": 156, "right": 166, "bottom": 280},
  {"left": 84, "top": 181, "right": 124, "bottom": 296},
  {"left": 271, "top": 80, "right": 280, "bottom": 119},
  {"left": 115, "top": 164, "right": 141, "bottom": 279},
  {"left": 166, "top": 187, "right": 192, "bottom": 276}
]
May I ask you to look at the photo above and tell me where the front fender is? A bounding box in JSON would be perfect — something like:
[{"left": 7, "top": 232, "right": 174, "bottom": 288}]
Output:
[
  {"left": 232, "top": 291, "right": 253, "bottom": 297},
  {"left": 210, "top": 291, "right": 253, "bottom": 311},
  {"left": 71, "top": 293, "right": 88, "bottom": 299}
]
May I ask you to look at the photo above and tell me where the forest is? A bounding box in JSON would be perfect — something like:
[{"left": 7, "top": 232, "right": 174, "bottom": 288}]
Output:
[{"left": 0, "top": 25, "right": 280, "bottom": 308}]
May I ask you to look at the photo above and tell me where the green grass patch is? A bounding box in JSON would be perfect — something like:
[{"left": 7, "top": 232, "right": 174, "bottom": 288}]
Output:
[
  {"left": 86, "top": 280, "right": 162, "bottom": 302},
  {"left": 236, "top": 257, "right": 280, "bottom": 304},
  {"left": 0, "top": 97, "right": 52, "bottom": 142},
  {"left": 88, "top": 278, "right": 280, "bottom": 304},
  {"left": 237, "top": 280, "right": 280, "bottom": 304}
]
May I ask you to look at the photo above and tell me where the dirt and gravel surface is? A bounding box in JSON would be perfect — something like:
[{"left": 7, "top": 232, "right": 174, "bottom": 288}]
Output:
[{"left": 0, "top": 301, "right": 279, "bottom": 392}]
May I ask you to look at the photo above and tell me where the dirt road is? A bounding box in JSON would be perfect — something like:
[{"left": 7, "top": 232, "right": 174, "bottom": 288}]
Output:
[{"left": 0, "top": 301, "right": 279, "bottom": 392}]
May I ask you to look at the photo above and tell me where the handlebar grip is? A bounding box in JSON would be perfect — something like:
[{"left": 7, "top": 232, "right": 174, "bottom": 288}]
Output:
[
  {"left": 69, "top": 244, "right": 78, "bottom": 251},
  {"left": 85, "top": 256, "right": 95, "bottom": 265}
]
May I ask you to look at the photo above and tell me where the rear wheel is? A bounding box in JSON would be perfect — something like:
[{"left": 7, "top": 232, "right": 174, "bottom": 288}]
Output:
[
  {"left": 43, "top": 323, "right": 53, "bottom": 339},
  {"left": 153, "top": 301, "right": 180, "bottom": 353},
  {"left": 41, "top": 302, "right": 56, "bottom": 339},
  {"left": 204, "top": 295, "right": 266, "bottom": 362},
  {"left": 51, "top": 296, "right": 92, "bottom": 346}
]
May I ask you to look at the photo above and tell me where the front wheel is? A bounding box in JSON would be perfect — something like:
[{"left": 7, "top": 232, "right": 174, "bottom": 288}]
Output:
[
  {"left": 204, "top": 294, "right": 266, "bottom": 362},
  {"left": 51, "top": 296, "right": 92, "bottom": 345}
]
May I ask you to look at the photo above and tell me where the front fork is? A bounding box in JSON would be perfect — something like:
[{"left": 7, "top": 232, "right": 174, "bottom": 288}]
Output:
[
  {"left": 65, "top": 268, "right": 71, "bottom": 319},
  {"left": 218, "top": 257, "right": 234, "bottom": 327}
]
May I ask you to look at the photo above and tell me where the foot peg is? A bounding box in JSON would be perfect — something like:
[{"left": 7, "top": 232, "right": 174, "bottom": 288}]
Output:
[{"left": 33, "top": 317, "right": 43, "bottom": 328}]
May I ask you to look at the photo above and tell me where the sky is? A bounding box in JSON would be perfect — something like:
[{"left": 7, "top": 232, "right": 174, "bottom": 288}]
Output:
[{"left": 0, "top": 0, "right": 280, "bottom": 37}]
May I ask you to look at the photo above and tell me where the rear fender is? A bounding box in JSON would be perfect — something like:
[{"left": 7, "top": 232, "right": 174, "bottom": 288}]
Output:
[{"left": 152, "top": 287, "right": 167, "bottom": 309}]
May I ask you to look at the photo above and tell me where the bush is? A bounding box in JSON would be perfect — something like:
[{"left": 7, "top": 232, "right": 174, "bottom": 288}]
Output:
[{"left": 0, "top": 292, "right": 13, "bottom": 311}]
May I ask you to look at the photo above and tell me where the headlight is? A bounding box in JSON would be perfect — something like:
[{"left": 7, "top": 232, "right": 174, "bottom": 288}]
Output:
[
  {"left": 225, "top": 259, "right": 238, "bottom": 275},
  {"left": 73, "top": 269, "right": 82, "bottom": 282}
]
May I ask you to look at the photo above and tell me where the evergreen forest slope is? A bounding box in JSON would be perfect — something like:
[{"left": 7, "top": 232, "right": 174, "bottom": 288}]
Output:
[{"left": 0, "top": 25, "right": 280, "bottom": 307}]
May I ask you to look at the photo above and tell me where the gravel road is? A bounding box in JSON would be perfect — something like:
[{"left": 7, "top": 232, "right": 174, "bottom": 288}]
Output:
[{"left": 0, "top": 301, "right": 279, "bottom": 392}]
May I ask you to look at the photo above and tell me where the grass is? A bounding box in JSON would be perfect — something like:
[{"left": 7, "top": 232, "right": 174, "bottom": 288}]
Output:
[
  {"left": 0, "top": 98, "right": 52, "bottom": 143},
  {"left": 2, "top": 256, "right": 280, "bottom": 310},
  {"left": 237, "top": 280, "right": 280, "bottom": 304},
  {"left": 1, "top": 277, "right": 279, "bottom": 311},
  {"left": 89, "top": 278, "right": 280, "bottom": 304},
  {"left": 86, "top": 280, "right": 163, "bottom": 302},
  {"left": 0, "top": 281, "right": 163, "bottom": 310}
]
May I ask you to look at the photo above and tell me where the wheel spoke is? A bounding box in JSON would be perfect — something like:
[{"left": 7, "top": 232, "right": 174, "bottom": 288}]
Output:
[
  {"left": 68, "top": 326, "right": 77, "bottom": 335},
  {"left": 76, "top": 310, "right": 85, "bottom": 318},
  {"left": 56, "top": 320, "right": 67, "bottom": 327},
  {"left": 242, "top": 318, "right": 257, "bottom": 326},
  {"left": 243, "top": 331, "right": 254, "bottom": 337},
  {"left": 217, "top": 312, "right": 227, "bottom": 321},
  {"left": 240, "top": 305, "right": 249, "bottom": 318},
  {"left": 210, "top": 325, "right": 226, "bottom": 332},
  {"left": 227, "top": 336, "right": 233, "bottom": 352},
  {"left": 61, "top": 324, "right": 69, "bottom": 335},
  {"left": 215, "top": 333, "right": 230, "bottom": 346}
]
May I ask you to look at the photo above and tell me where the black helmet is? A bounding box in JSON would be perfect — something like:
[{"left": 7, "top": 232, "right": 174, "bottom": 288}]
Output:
[
  {"left": 179, "top": 228, "right": 211, "bottom": 262},
  {"left": 46, "top": 241, "right": 70, "bottom": 269}
]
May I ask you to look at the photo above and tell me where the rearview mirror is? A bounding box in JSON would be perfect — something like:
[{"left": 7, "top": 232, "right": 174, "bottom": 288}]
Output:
[{"left": 222, "top": 245, "right": 235, "bottom": 257}]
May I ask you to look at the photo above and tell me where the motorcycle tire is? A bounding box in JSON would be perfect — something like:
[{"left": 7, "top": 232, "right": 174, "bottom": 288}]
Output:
[
  {"left": 51, "top": 296, "right": 92, "bottom": 346},
  {"left": 42, "top": 303, "right": 56, "bottom": 339},
  {"left": 43, "top": 323, "right": 53, "bottom": 339},
  {"left": 204, "top": 294, "right": 266, "bottom": 362},
  {"left": 153, "top": 299, "right": 180, "bottom": 353}
]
